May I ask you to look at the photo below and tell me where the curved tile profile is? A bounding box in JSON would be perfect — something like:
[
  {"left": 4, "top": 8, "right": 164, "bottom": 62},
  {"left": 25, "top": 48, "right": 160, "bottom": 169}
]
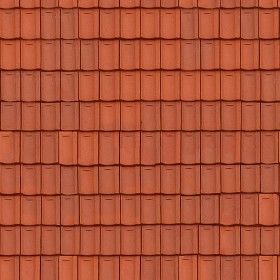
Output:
[{"left": 0, "top": 1, "right": 279, "bottom": 279}]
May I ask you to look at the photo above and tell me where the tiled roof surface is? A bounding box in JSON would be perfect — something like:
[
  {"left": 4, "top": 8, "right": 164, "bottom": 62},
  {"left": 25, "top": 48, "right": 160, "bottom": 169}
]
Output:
[{"left": 0, "top": 0, "right": 280, "bottom": 279}]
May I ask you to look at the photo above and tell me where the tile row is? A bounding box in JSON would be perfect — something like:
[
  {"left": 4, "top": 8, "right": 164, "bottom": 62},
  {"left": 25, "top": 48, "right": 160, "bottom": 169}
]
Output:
[
  {"left": 1, "top": 0, "right": 280, "bottom": 8},
  {"left": 0, "top": 194, "right": 279, "bottom": 225},
  {"left": 0, "top": 164, "right": 279, "bottom": 195},
  {"left": 1, "top": 255, "right": 280, "bottom": 280},
  {"left": 1, "top": 131, "right": 280, "bottom": 165},
  {"left": 2, "top": 101, "right": 280, "bottom": 131},
  {"left": 1, "top": 8, "right": 280, "bottom": 40},
  {"left": 1, "top": 225, "right": 280, "bottom": 256},
  {"left": 0, "top": 39, "right": 279, "bottom": 70},
  {"left": 2, "top": 70, "right": 280, "bottom": 102}
]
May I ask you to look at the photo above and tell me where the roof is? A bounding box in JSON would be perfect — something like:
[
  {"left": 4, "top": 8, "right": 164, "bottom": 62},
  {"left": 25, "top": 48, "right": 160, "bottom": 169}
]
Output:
[{"left": 0, "top": 0, "right": 279, "bottom": 279}]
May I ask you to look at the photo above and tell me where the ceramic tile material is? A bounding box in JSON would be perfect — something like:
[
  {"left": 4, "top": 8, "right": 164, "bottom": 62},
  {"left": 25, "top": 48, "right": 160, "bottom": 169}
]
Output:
[{"left": 0, "top": 0, "right": 280, "bottom": 279}]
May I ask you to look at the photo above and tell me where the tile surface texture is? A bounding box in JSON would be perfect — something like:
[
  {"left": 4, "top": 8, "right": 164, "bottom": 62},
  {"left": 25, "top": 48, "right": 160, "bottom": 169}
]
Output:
[{"left": 0, "top": 0, "right": 280, "bottom": 279}]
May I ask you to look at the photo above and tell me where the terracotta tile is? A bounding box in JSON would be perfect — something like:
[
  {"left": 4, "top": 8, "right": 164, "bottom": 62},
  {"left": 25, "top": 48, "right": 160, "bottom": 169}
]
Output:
[
  {"left": 161, "top": 225, "right": 180, "bottom": 254},
  {"left": 0, "top": 0, "right": 19, "bottom": 8},
  {"left": 41, "top": 226, "right": 60, "bottom": 255},
  {"left": 260, "top": 39, "right": 280, "bottom": 70},
  {"left": 179, "top": 0, "right": 198, "bottom": 7},
  {"left": 141, "top": 256, "right": 160, "bottom": 279},
  {"left": 79, "top": 71, "right": 99, "bottom": 101},
  {"left": 181, "top": 165, "right": 200, "bottom": 195},
  {"left": 20, "top": 9, "right": 40, "bottom": 39},
  {"left": 220, "top": 9, "right": 240, "bottom": 39},
  {"left": 241, "top": 40, "right": 259, "bottom": 70},
  {"left": 41, "top": 0, "right": 58, "bottom": 7},
  {"left": 121, "top": 195, "right": 140, "bottom": 225},
  {"left": 42, "top": 196, "right": 60, "bottom": 224},
  {"left": 120, "top": 40, "right": 140, "bottom": 70},
  {"left": 78, "top": 132, "right": 98, "bottom": 165},
  {"left": 241, "top": 226, "right": 260, "bottom": 254},
  {"left": 141, "top": 9, "right": 160, "bottom": 38},
  {"left": 142, "top": 225, "right": 160, "bottom": 254},
  {"left": 0, "top": 132, "right": 20, "bottom": 163},
  {"left": 61, "top": 9, "right": 78, "bottom": 39},
  {"left": 80, "top": 195, "right": 100, "bottom": 225},
  {"left": 61, "top": 40, "right": 80, "bottom": 70},
  {"left": 141, "top": 195, "right": 160, "bottom": 224},
  {"left": 41, "top": 256, "right": 58, "bottom": 280},
  {"left": 20, "top": 256, "right": 40, "bottom": 280},
  {"left": 120, "top": 166, "right": 140, "bottom": 194},
  {"left": 0, "top": 165, "right": 20, "bottom": 194},
  {"left": 0, "top": 256, "right": 19, "bottom": 279},
  {"left": 0, "top": 9, "right": 20, "bottom": 39},
  {"left": 221, "top": 256, "right": 240, "bottom": 279},
  {"left": 99, "top": 166, "right": 119, "bottom": 194},
  {"left": 1, "top": 102, "right": 21, "bottom": 130},
  {"left": 141, "top": 132, "right": 160, "bottom": 165},
  {"left": 220, "top": 194, "right": 240, "bottom": 225},
  {"left": 201, "top": 194, "right": 219, "bottom": 223},
  {"left": 99, "top": 40, "right": 119, "bottom": 70},
  {"left": 99, "top": 256, "right": 119, "bottom": 279},
  {"left": 1, "top": 40, "right": 20, "bottom": 70},
  {"left": 21, "top": 226, "right": 40, "bottom": 255},
  {"left": 241, "top": 194, "right": 259, "bottom": 225},
  {"left": 259, "top": 0, "right": 278, "bottom": 7},
  {"left": 199, "top": 225, "right": 219, "bottom": 254},
  {"left": 100, "top": 9, "right": 120, "bottom": 38},
  {"left": 241, "top": 70, "right": 260, "bottom": 101},
  {"left": 41, "top": 8, "right": 60, "bottom": 39},
  {"left": 120, "top": 256, "right": 140, "bottom": 279},
  {"left": 21, "top": 165, "right": 41, "bottom": 195},
  {"left": 141, "top": 40, "right": 160, "bottom": 70},
  {"left": 261, "top": 226, "right": 279, "bottom": 255},
  {"left": 61, "top": 166, "right": 78, "bottom": 194},
  {"left": 100, "top": 71, "right": 120, "bottom": 101},
  {"left": 181, "top": 40, "right": 200, "bottom": 70},
  {"left": 0, "top": 196, "right": 20, "bottom": 225},
  {"left": 259, "top": 256, "right": 278, "bottom": 280},
  {"left": 121, "top": 225, "right": 141, "bottom": 254},
  {"left": 78, "top": 166, "right": 98, "bottom": 194},
  {"left": 259, "top": 9, "right": 279, "bottom": 39},
  {"left": 161, "top": 131, "right": 181, "bottom": 164},
  {"left": 121, "top": 71, "right": 140, "bottom": 100},
  {"left": 199, "top": 9, "right": 219, "bottom": 39},
  {"left": 58, "top": 256, "right": 77, "bottom": 280},
  {"left": 181, "top": 9, "right": 198, "bottom": 39},
  {"left": 161, "top": 40, "right": 180, "bottom": 70},
  {"left": 201, "top": 71, "right": 220, "bottom": 100},
  {"left": 140, "top": 71, "right": 160, "bottom": 100},
  {"left": 141, "top": 0, "right": 160, "bottom": 7},
  {"left": 241, "top": 0, "right": 258, "bottom": 7},
  {"left": 241, "top": 256, "right": 258, "bottom": 280},
  {"left": 121, "top": 8, "right": 140, "bottom": 39},
  {"left": 221, "top": 165, "right": 241, "bottom": 193},
  {"left": 141, "top": 166, "right": 160, "bottom": 194},
  {"left": 141, "top": 102, "right": 161, "bottom": 130},
  {"left": 60, "top": 226, "right": 80, "bottom": 254},
  {"left": 241, "top": 165, "right": 260, "bottom": 192},
  {"left": 41, "top": 40, "right": 60, "bottom": 70},
  {"left": 201, "top": 165, "right": 220, "bottom": 194},
  {"left": 121, "top": 0, "right": 140, "bottom": 7},
  {"left": 78, "top": 256, "right": 98, "bottom": 278},
  {"left": 242, "top": 102, "right": 260, "bottom": 130},
  {"left": 181, "top": 132, "right": 200, "bottom": 164},
  {"left": 261, "top": 164, "right": 279, "bottom": 193},
  {"left": 79, "top": 102, "right": 99, "bottom": 131},
  {"left": 220, "top": 226, "right": 240, "bottom": 255},
  {"left": 100, "top": 226, "right": 120, "bottom": 254},
  {"left": 220, "top": 40, "right": 240, "bottom": 70},
  {"left": 161, "top": 9, "right": 180, "bottom": 39},
  {"left": 59, "top": 0, "right": 77, "bottom": 8},
  {"left": 81, "top": 40, "right": 98, "bottom": 70},
  {"left": 201, "top": 132, "right": 220, "bottom": 164},
  {"left": 61, "top": 102, "right": 79, "bottom": 130},
  {"left": 181, "top": 196, "right": 200, "bottom": 224}
]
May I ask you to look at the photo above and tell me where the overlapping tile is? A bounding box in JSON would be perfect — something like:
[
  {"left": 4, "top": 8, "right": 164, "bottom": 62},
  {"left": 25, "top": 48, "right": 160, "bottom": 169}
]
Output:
[{"left": 0, "top": 0, "right": 279, "bottom": 279}]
